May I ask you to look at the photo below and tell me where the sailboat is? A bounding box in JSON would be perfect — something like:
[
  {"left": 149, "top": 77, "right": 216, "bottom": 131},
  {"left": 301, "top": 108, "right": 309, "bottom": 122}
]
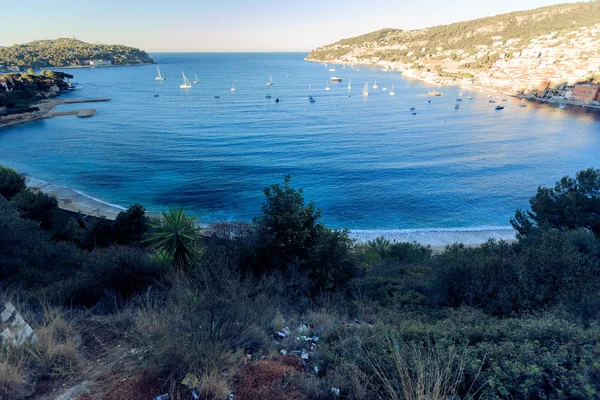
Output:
[
  {"left": 230, "top": 82, "right": 236, "bottom": 92},
  {"left": 467, "top": 89, "right": 473, "bottom": 100},
  {"left": 155, "top": 66, "right": 165, "bottom": 81},
  {"left": 193, "top": 74, "right": 199, "bottom": 84},
  {"left": 348, "top": 78, "right": 352, "bottom": 91},
  {"left": 325, "top": 81, "right": 330, "bottom": 91},
  {"left": 309, "top": 85, "right": 315, "bottom": 102},
  {"left": 180, "top": 72, "right": 192, "bottom": 89},
  {"left": 362, "top": 82, "right": 369, "bottom": 97},
  {"left": 390, "top": 83, "right": 395, "bottom": 96},
  {"left": 372, "top": 79, "right": 378, "bottom": 89},
  {"left": 266, "top": 75, "right": 273, "bottom": 86}
]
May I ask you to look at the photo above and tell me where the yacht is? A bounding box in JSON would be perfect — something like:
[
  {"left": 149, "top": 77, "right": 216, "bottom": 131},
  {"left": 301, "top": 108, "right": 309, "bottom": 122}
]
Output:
[
  {"left": 372, "top": 79, "right": 378, "bottom": 89},
  {"left": 495, "top": 105, "right": 504, "bottom": 110},
  {"left": 362, "top": 82, "right": 369, "bottom": 97},
  {"left": 230, "top": 83, "right": 236, "bottom": 92},
  {"left": 330, "top": 77, "right": 342, "bottom": 82},
  {"left": 266, "top": 75, "right": 273, "bottom": 86},
  {"left": 179, "top": 72, "right": 192, "bottom": 89},
  {"left": 193, "top": 74, "right": 199, "bottom": 84},
  {"left": 325, "top": 81, "right": 330, "bottom": 91},
  {"left": 154, "top": 66, "right": 165, "bottom": 81},
  {"left": 520, "top": 102, "right": 527, "bottom": 107},
  {"left": 390, "top": 83, "right": 395, "bottom": 96},
  {"left": 347, "top": 78, "right": 352, "bottom": 90}
]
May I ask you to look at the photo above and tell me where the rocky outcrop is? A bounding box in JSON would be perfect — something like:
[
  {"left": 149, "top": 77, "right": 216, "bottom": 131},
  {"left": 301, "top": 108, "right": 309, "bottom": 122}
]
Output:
[{"left": 0, "top": 301, "right": 38, "bottom": 347}]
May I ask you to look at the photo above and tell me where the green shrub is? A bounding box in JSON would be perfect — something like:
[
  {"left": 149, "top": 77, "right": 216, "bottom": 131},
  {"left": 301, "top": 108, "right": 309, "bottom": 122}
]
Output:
[{"left": 0, "top": 166, "right": 26, "bottom": 201}]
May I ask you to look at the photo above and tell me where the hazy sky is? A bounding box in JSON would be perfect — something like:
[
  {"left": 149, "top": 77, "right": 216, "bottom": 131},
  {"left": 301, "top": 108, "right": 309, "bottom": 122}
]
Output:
[{"left": 1, "top": 0, "right": 584, "bottom": 52}]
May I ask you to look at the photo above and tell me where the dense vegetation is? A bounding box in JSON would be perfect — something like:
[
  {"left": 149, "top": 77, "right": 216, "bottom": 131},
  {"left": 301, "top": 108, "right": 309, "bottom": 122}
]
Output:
[
  {"left": 1, "top": 166, "right": 600, "bottom": 399},
  {"left": 307, "top": 1, "right": 600, "bottom": 63},
  {"left": 0, "top": 70, "right": 73, "bottom": 109},
  {"left": 0, "top": 38, "right": 154, "bottom": 69}
]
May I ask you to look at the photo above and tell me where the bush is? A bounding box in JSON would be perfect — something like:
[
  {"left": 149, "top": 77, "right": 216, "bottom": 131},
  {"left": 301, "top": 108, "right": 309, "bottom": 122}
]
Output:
[{"left": 0, "top": 166, "right": 26, "bottom": 201}]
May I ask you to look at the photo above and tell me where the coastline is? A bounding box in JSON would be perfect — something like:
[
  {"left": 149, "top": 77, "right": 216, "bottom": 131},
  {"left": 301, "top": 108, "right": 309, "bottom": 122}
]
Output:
[
  {"left": 305, "top": 58, "right": 600, "bottom": 111},
  {"left": 24, "top": 176, "right": 516, "bottom": 248},
  {"left": 0, "top": 98, "right": 110, "bottom": 129}
]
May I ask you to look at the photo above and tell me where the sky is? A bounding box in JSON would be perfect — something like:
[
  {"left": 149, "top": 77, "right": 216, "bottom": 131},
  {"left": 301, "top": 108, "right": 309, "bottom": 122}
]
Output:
[{"left": 0, "top": 0, "right": 585, "bottom": 52}]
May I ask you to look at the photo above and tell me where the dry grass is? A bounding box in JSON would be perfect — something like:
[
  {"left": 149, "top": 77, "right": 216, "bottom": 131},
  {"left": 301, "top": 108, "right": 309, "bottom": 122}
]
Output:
[
  {"left": 29, "top": 305, "right": 81, "bottom": 378},
  {"left": 235, "top": 357, "right": 307, "bottom": 400},
  {"left": 0, "top": 345, "right": 29, "bottom": 399},
  {"left": 195, "top": 373, "right": 231, "bottom": 400},
  {"left": 362, "top": 340, "right": 479, "bottom": 400}
]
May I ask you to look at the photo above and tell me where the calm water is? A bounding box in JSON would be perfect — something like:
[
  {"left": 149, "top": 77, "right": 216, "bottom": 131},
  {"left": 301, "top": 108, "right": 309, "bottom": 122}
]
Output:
[{"left": 1, "top": 53, "right": 599, "bottom": 240}]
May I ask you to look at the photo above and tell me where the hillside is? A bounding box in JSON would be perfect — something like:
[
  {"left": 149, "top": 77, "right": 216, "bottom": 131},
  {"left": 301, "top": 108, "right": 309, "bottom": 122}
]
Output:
[
  {"left": 307, "top": 1, "right": 600, "bottom": 95},
  {"left": 0, "top": 38, "right": 154, "bottom": 69},
  {"left": 307, "top": 1, "right": 600, "bottom": 64}
]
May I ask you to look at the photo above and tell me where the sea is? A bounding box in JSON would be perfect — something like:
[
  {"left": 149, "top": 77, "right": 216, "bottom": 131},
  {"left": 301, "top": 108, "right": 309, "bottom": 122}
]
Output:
[{"left": 1, "top": 53, "right": 600, "bottom": 244}]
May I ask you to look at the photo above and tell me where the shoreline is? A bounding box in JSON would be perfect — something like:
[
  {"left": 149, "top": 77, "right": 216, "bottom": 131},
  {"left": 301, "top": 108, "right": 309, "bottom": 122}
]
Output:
[
  {"left": 305, "top": 58, "right": 600, "bottom": 111},
  {"left": 0, "top": 98, "right": 110, "bottom": 129},
  {"left": 23, "top": 176, "right": 516, "bottom": 247}
]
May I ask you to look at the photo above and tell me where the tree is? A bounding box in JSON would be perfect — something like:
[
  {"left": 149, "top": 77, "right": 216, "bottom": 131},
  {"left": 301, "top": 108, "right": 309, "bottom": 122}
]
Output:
[
  {"left": 145, "top": 208, "right": 202, "bottom": 271},
  {"left": 254, "top": 175, "right": 323, "bottom": 271},
  {"left": 511, "top": 168, "right": 600, "bottom": 237},
  {"left": 0, "top": 166, "right": 26, "bottom": 200},
  {"left": 112, "top": 204, "right": 149, "bottom": 246}
]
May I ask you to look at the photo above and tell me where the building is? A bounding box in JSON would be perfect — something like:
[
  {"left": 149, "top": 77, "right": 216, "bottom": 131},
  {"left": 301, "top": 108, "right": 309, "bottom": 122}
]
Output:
[
  {"left": 569, "top": 83, "right": 600, "bottom": 103},
  {"left": 89, "top": 60, "right": 113, "bottom": 67}
]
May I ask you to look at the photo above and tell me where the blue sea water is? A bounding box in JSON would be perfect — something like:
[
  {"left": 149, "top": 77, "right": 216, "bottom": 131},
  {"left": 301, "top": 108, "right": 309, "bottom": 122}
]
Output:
[{"left": 1, "top": 53, "right": 599, "bottom": 241}]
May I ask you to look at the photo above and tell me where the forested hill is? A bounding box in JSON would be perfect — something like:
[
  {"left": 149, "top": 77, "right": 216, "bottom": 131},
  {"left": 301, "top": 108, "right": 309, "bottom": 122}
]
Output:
[
  {"left": 0, "top": 38, "right": 154, "bottom": 69},
  {"left": 306, "top": 1, "right": 600, "bottom": 63}
]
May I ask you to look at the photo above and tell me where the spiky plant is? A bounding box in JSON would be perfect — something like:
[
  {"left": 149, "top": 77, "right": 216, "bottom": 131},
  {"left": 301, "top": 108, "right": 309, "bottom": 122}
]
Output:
[{"left": 145, "top": 208, "right": 202, "bottom": 271}]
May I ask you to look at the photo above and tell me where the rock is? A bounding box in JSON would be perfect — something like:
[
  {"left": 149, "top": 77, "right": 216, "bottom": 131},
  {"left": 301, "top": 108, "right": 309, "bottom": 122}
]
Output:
[
  {"left": 54, "top": 381, "right": 90, "bottom": 400},
  {"left": 0, "top": 301, "right": 38, "bottom": 347}
]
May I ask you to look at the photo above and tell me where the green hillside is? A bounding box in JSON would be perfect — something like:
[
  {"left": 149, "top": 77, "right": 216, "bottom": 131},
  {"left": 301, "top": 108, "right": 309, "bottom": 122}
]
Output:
[
  {"left": 307, "top": 1, "right": 600, "bottom": 62},
  {"left": 0, "top": 38, "right": 154, "bottom": 69}
]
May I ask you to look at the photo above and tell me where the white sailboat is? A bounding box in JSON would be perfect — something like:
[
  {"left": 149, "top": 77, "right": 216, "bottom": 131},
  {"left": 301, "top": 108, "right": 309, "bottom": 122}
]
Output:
[
  {"left": 309, "top": 85, "right": 315, "bottom": 102},
  {"left": 193, "top": 74, "right": 199, "bottom": 84},
  {"left": 180, "top": 72, "right": 192, "bottom": 88},
  {"left": 372, "top": 79, "right": 378, "bottom": 89},
  {"left": 390, "top": 83, "right": 395, "bottom": 96},
  {"left": 230, "top": 82, "right": 236, "bottom": 92},
  {"left": 362, "top": 82, "right": 369, "bottom": 97},
  {"left": 266, "top": 75, "right": 273, "bottom": 86},
  {"left": 348, "top": 78, "right": 351, "bottom": 91},
  {"left": 325, "top": 81, "right": 330, "bottom": 91},
  {"left": 467, "top": 89, "right": 473, "bottom": 100},
  {"left": 154, "top": 66, "right": 165, "bottom": 81}
]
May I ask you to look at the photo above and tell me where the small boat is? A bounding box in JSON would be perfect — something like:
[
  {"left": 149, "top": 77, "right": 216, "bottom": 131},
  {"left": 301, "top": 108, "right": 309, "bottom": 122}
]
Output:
[
  {"left": 559, "top": 104, "right": 566, "bottom": 109},
  {"left": 193, "top": 74, "right": 199, "bottom": 84},
  {"left": 330, "top": 77, "right": 342, "bottom": 82},
  {"left": 286, "top": 75, "right": 291, "bottom": 78},
  {"left": 325, "top": 81, "right": 330, "bottom": 91},
  {"left": 230, "top": 83, "right": 236, "bottom": 92},
  {"left": 372, "top": 79, "right": 378, "bottom": 89},
  {"left": 214, "top": 95, "right": 220, "bottom": 99},
  {"left": 275, "top": 98, "right": 279, "bottom": 103},
  {"left": 519, "top": 102, "right": 526, "bottom": 107},
  {"left": 266, "top": 75, "right": 273, "bottom": 86},
  {"left": 502, "top": 98, "right": 507, "bottom": 102},
  {"left": 382, "top": 88, "right": 388, "bottom": 92},
  {"left": 362, "top": 82, "right": 369, "bottom": 97},
  {"left": 467, "top": 90, "right": 473, "bottom": 100},
  {"left": 455, "top": 104, "right": 460, "bottom": 109},
  {"left": 390, "top": 83, "right": 395, "bottom": 96},
  {"left": 180, "top": 72, "right": 192, "bottom": 89},
  {"left": 428, "top": 91, "right": 442, "bottom": 96},
  {"left": 155, "top": 66, "right": 165, "bottom": 81},
  {"left": 409, "top": 106, "right": 416, "bottom": 111},
  {"left": 495, "top": 105, "right": 504, "bottom": 110},
  {"left": 411, "top": 111, "right": 417, "bottom": 115},
  {"left": 329, "top": 68, "right": 336, "bottom": 72},
  {"left": 265, "top": 94, "right": 272, "bottom": 99},
  {"left": 489, "top": 99, "right": 496, "bottom": 103},
  {"left": 456, "top": 98, "right": 462, "bottom": 102},
  {"left": 348, "top": 78, "right": 352, "bottom": 90},
  {"left": 153, "top": 94, "right": 159, "bottom": 97}
]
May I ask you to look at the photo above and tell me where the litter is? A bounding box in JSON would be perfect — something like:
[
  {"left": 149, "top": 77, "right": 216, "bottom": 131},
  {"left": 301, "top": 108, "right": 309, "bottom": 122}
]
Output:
[
  {"left": 191, "top": 389, "right": 199, "bottom": 399},
  {"left": 331, "top": 387, "right": 341, "bottom": 396},
  {"left": 301, "top": 349, "right": 309, "bottom": 360},
  {"left": 314, "top": 365, "right": 319, "bottom": 373},
  {"left": 280, "top": 349, "right": 287, "bottom": 356},
  {"left": 182, "top": 372, "right": 199, "bottom": 389},
  {"left": 154, "top": 394, "right": 169, "bottom": 400}
]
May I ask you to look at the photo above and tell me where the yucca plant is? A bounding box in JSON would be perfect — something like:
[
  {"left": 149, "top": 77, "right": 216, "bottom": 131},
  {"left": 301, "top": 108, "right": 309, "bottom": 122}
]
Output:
[{"left": 145, "top": 208, "right": 202, "bottom": 271}]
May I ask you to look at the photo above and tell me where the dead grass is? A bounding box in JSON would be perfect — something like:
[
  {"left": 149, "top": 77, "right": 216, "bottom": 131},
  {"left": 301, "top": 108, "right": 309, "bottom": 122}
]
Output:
[
  {"left": 235, "top": 356, "right": 307, "bottom": 400},
  {"left": 0, "top": 345, "right": 30, "bottom": 399}
]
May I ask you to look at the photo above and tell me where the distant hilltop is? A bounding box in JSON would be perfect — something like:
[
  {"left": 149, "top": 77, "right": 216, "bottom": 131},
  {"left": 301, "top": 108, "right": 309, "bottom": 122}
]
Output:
[
  {"left": 0, "top": 38, "right": 154, "bottom": 70},
  {"left": 307, "top": 1, "right": 600, "bottom": 94}
]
